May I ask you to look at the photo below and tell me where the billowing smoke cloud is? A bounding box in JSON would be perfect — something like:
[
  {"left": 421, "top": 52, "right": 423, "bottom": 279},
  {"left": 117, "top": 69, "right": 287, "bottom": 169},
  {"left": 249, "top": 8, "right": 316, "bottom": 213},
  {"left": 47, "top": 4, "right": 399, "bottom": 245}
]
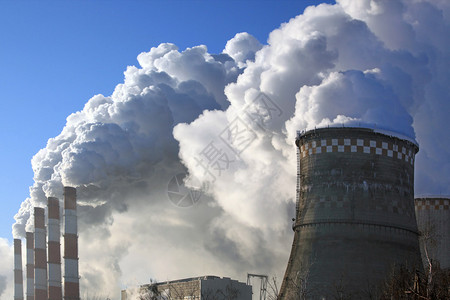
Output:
[
  {"left": 10, "top": 0, "right": 450, "bottom": 298},
  {"left": 0, "top": 275, "right": 6, "bottom": 298},
  {"left": 13, "top": 43, "right": 245, "bottom": 296},
  {"left": 176, "top": 0, "right": 450, "bottom": 242},
  {"left": 175, "top": 3, "right": 450, "bottom": 293},
  {"left": 0, "top": 238, "right": 13, "bottom": 299},
  {"left": 13, "top": 43, "right": 239, "bottom": 237},
  {"left": 337, "top": 0, "right": 450, "bottom": 196}
]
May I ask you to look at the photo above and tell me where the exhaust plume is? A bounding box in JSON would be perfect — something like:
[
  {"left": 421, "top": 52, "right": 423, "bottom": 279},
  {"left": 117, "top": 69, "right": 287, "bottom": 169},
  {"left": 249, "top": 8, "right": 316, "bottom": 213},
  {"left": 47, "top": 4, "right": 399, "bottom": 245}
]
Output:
[{"left": 0, "top": 238, "right": 14, "bottom": 299}]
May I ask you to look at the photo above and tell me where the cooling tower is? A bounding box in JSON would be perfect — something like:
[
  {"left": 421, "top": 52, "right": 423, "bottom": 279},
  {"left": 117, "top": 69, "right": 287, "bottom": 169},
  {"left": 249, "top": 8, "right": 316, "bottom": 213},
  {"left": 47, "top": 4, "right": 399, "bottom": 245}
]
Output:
[
  {"left": 14, "top": 239, "right": 24, "bottom": 300},
  {"left": 415, "top": 197, "right": 450, "bottom": 270},
  {"left": 279, "top": 127, "right": 422, "bottom": 299},
  {"left": 26, "top": 232, "right": 34, "bottom": 300},
  {"left": 64, "top": 186, "right": 80, "bottom": 300},
  {"left": 48, "top": 197, "right": 62, "bottom": 300},
  {"left": 34, "top": 207, "right": 47, "bottom": 300}
]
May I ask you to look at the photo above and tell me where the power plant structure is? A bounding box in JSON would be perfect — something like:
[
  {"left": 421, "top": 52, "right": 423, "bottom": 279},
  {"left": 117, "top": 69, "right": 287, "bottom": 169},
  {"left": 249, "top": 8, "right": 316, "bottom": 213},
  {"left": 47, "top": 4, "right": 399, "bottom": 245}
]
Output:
[
  {"left": 121, "top": 276, "right": 252, "bottom": 300},
  {"left": 13, "top": 186, "right": 79, "bottom": 300},
  {"left": 26, "top": 232, "right": 34, "bottom": 300},
  {"left": 63, "top": 186, "right": 80, "bottom": 300},
  {"left": 48, "top": 197, "right": 62, "bottom": 299},
  {"left": 12, "top": 128, "right": 449, "bottom": 299},
  {"left": 14, "top": 239, "right": 24, "bottom": 300},
  {"left": 34, "top": 207, "right": 48, "bottom": 300},
  {"left": 415, "top": 196, "right": 450, "bottom": 270},
  {"left": 279, "top": 127, "right": 423, "bottom": 299}
]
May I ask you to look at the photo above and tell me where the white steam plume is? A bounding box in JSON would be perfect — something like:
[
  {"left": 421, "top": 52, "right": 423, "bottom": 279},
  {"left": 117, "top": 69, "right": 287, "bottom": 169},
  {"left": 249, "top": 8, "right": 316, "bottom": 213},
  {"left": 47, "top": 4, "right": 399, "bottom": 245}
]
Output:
[
  {"left": 13, "top": 43, "right": 240, "bottom": 238},
  {"left": 11, "top": 0, "right": 450, "bottom": 298},
  {"left": 13, "top": 42, "right": 246, "bottom": 296},
  {"left": 175, "top": 0, "right": 449, "bottom": 293},
  {"left": 0, "top": 238, "right": 13, "bottom": 299}
]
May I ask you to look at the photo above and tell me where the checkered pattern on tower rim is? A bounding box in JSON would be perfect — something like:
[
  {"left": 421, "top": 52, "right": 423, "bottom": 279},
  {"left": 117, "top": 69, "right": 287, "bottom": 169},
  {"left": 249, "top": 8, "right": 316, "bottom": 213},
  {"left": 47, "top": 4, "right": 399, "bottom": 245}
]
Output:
[
  {"left": 415, "top": 199, "right": 450, "bottom": 211},
  {"left": 302, "top": 194, "right": 415, "bottom": 217},
  {"left": 299, "top": 138, "right": 415, "bottom": 165}
]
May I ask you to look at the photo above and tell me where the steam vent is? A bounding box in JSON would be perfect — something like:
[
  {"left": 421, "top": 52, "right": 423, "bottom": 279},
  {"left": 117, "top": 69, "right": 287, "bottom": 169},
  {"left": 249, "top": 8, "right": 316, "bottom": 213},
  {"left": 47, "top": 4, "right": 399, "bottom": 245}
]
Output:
[{"left": 279, "top": 127, "right": 422, "bottom": 299}]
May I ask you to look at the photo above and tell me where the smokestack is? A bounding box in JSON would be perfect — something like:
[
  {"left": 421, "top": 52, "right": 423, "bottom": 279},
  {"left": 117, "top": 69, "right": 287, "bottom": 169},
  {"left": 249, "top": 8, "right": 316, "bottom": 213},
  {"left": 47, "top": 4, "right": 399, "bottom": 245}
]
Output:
[
  {"left": 26, "top": 232, "right": 34, "bottom": 300},
  {"left": 64, "top": 187, "right": 80, "bottom": 300},
  {"left": 34, "top": 207, "right": 47, "bottom": 300},
  {"left": 14, "top": 239, "right": 24, "bottom": 300},
  {"left": 48, "top": 197, "right": 62, "bottom": 300}
]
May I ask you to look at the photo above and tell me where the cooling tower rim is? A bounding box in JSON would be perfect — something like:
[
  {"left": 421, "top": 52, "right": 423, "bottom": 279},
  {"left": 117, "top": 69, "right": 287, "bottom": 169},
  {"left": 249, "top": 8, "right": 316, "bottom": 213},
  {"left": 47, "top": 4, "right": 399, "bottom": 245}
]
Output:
[{"left": 296, "top": 126, "right": 419, "bottom": 149}]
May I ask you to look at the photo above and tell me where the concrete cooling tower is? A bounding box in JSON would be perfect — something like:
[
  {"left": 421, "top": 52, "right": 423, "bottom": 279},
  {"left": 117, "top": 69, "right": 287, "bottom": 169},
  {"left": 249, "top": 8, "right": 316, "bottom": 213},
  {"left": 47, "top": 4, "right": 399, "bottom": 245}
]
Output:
[
  {"left": 279, "top": 127, "right": 422, "bottom": 299},
  {"left": 415, "top": 197, "right": 449, "bottom": 270}
]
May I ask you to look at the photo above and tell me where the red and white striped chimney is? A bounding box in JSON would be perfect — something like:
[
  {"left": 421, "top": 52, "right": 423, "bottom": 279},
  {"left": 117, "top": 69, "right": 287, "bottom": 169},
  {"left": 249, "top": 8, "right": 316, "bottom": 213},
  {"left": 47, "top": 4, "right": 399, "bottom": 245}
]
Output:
[
  {"left": 14, "top": 239, "right": 24, "bottom": 300},
  {"left": 64, "top": 187, "right": 79, "bottom": 300},
  {"left": 48, "top": 197, "right": 62, "bottom": 300},
  {"left": 34, "top": 207, "right": 47, "bottom": 300},
  {"left": 26, "top": 232, "right": 34, "bottom": 300}
]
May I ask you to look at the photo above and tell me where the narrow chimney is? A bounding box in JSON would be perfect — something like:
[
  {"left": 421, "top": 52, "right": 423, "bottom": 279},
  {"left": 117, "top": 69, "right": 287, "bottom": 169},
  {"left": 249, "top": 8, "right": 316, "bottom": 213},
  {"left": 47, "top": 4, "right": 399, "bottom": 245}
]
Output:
[
  {"left": 64, "top": 187, "right": 79, "bottom": 300},
  {"left": 14, "top": 239, "right": 24, "bottom": 300},
  {"left": 34, "top": 207, "right": 47, "bottom": 300},
  {"left": 48, "top": 197, "right": 62, "bottom": 300},
  {"left": 26, "top": 232, "right": 34, "bottom": 300}
]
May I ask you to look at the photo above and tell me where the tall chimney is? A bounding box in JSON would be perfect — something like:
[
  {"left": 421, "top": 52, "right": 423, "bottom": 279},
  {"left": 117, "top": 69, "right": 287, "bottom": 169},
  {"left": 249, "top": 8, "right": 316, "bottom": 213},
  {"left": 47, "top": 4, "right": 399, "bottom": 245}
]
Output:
[
  {"left": 64, "top": 187, "right": 79, "bottom": 300},
  {"left": 34, "top": 207, "right": 47, "bottom": 300},
  {"left": 26, "top": 232, "right": 34, "bottom": 300},
  {"left": 14, "top": 239, "right": 24, "bottom": 300},
  {"left": 48, "top": 197, "right": 62, "bottom": 300}
]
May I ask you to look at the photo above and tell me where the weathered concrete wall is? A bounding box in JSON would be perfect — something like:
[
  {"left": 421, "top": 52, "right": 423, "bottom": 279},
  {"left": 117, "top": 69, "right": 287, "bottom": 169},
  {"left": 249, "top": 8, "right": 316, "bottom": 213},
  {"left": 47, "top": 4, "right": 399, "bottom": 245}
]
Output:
[
  {"left": 415, "top": 197, "right": 450, "bottom": 270},
  {"left": 122, "top": 276, "right": 251, "bottom": 300},
  {"left": 134, "top": 279, "right": 201, "bottom": 300},
  {"left": 279, "top": 127, "right": 422, "bottom": 299},
  {"left": 201, "top": 277, "right": 252, "bottom": 300},
  {"left": 157, "top": 279, "right": 201, "bottom": 299}
]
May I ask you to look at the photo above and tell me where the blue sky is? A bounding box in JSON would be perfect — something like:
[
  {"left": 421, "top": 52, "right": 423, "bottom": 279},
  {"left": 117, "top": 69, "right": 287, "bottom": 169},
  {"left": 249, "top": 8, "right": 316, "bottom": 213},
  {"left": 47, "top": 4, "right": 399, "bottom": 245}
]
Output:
[{"left": 0, "top": 1, "right": 334, "bottom": 241}]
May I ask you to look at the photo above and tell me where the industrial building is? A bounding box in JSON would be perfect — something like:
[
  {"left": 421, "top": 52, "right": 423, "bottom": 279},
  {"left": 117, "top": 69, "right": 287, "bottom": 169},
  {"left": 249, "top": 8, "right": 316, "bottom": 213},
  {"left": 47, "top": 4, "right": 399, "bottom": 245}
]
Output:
[
  {"left": 279, "top": 127, "right": 423, "bottom": 299},
  {"left": 121, "top": 276, "right": 252, "bottom": 300},
  {"left": 415, "top": 196, "right": 450, "bottom": 270}
]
